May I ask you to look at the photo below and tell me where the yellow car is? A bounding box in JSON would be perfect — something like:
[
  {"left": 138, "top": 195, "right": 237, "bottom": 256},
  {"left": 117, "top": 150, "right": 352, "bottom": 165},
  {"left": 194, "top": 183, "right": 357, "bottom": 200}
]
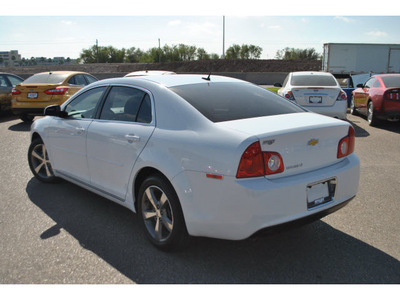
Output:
[{"left": 11, "top": 71, "right": 97, "bottom": 122}]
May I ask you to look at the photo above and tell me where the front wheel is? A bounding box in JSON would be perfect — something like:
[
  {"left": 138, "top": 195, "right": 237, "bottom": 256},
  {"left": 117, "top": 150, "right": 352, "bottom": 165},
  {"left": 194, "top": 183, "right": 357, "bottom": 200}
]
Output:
[
  {"left": 138, "top": 175, "right": 189, "bottom": 251},
  {"left": 350, "top": 96, "right": 358, "bottom": 115},
  {"left": 28, "top": 138, "right": 59, "bottom": 183},
  {"left": 20, "top": 114, "right": 34, "bottom": 123}
]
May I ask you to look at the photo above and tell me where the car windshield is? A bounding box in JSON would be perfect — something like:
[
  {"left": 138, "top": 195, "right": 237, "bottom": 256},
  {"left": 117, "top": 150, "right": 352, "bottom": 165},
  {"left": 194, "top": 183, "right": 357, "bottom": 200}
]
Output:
[
  {"left": 381, "top": 76, "right": 400, "bottom": 88},
  {"left": 23, "top": 73, "right": 69, "bottom": 84},
  {"left": 170, "top": 82, "right": 305, "bottom": 122},
  {"left": 291, "top": 74, "right": 337, "bottom": 86}
]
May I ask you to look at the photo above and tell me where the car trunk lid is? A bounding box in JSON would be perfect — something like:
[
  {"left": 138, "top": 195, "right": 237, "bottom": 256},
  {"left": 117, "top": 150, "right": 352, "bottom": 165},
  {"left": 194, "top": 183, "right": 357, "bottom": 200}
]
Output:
[
  {"left": 292, "top": 87, "right": 340, "bottom": 107},
  {"left": 218, "top": 112, "right": 351, "bottom": 178}
]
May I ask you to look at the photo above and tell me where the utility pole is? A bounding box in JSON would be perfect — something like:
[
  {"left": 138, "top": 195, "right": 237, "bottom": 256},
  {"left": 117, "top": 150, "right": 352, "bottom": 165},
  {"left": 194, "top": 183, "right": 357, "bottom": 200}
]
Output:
[
  {"left": 222, "top": 16, "right": 226, "bottom": 59},
  {"left": 96, "top": 39, "right": 99, "bottom": 63},
  {"left": 158, "top": 38, "right": 161, "bottom": 63}
]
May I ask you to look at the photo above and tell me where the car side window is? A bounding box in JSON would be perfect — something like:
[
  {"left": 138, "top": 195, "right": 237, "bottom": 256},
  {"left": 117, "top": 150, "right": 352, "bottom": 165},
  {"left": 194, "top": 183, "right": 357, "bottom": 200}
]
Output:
[
  {"left": 282, "top": 75, "right": 289, "bottom": 87},
  {"left": 99, "top": 86, "right": 149, "bottom": 123},
  {"left": 0, "top": 75, "right": 7, "bottom": 87},
  {"left": 373, "top": 80, "right": 381, "bottom": 88},
  {"left": 364, "top": 77, "right": 376, "bottom": 89},
  {"left": 84, "top": 75, "right": 97, "bottom": 84},
  {"left": 64, "top": 87, "right": 107, "bottom": 119},
  {"left": 7, "top": 75, "right": 23, "bottom": 87}
]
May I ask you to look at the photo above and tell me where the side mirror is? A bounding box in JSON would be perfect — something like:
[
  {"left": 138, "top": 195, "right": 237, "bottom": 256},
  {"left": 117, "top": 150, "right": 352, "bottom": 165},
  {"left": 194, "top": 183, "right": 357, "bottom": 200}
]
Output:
[
  {"left": 44, "top": 105, "right": 68, "bottom": 118},
  {"left": 274, "top": 83, "right": 282, "bottom": 87},
  {"left": 356, "top": 83, "right": 364, "bottom": 88}
]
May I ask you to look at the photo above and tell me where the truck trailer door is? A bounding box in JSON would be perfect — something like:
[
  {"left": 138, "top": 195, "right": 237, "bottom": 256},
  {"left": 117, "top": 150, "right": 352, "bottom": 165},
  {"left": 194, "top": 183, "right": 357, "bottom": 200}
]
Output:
[{"left": 388, "top": 48, "right": 400, "bottom": 73}]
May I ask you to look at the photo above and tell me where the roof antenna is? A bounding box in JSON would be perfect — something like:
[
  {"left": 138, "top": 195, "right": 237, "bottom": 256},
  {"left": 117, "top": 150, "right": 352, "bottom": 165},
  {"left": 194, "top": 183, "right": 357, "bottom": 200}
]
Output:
[{"left": 202, "top": 72, "right": 211, "bottom": 81}]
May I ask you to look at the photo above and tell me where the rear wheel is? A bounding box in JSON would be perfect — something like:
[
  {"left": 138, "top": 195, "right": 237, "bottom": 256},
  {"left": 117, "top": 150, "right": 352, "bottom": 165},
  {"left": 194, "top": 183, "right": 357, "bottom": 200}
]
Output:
[
  {"left": 367, "top": 101, "right": 378, "bottom": 126},
  {"left": 138, "top": 175, "right": 189, "bottom": 251},
  {"left": 28, "top": 138, "right": 59, "bottom": 183}
]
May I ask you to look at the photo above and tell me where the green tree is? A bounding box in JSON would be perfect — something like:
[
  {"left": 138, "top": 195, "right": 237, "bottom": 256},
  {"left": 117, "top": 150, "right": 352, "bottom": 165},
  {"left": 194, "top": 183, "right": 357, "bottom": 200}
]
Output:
[
  {"left": 275, "top": 47, "right": 321, "bottom": 60},
  {"left": 225, "top": 44, "right": 241, "bottom": 59}
]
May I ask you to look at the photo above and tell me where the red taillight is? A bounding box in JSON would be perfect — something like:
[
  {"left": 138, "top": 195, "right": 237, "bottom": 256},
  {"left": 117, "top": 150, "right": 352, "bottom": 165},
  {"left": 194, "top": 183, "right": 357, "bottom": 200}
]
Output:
[
  {"left": 384, "top": 89, "right": 400, "bottom": 101},
  {"left": 12, "top": 88, "right": 21, "bottom": 95},
  {"left": 337, "top": 90, "right": 347, "bottom": 101},
  {"left": 236, "top": 142, "right": 284, "bottom": 178},
  {"left": 44, "top": 87, "right": 68, "bottom": 95},
  {"left": 284, "top": 91, "right": 295, "bottom": 100},
  {"left": 337, "top": 126, "right": 355, "bottom": 158}
]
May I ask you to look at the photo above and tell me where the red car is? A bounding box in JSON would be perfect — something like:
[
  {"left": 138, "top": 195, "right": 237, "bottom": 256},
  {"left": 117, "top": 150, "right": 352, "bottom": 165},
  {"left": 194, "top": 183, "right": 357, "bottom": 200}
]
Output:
[{"left": 351, "top": 74, "right": 400, "bottom": 126}]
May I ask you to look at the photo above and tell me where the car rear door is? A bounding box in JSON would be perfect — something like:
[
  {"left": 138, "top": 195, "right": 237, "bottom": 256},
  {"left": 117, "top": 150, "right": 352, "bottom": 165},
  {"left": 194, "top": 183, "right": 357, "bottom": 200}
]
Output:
[{"left": 86, "top": 86, "right": 155, "bottom": 201}]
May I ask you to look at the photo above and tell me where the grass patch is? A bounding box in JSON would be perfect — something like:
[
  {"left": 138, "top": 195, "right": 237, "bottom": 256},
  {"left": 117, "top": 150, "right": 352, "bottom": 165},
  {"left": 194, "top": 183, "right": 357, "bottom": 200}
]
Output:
[{"left": 265, "top": 87, "right": 280, "bottom": 93}]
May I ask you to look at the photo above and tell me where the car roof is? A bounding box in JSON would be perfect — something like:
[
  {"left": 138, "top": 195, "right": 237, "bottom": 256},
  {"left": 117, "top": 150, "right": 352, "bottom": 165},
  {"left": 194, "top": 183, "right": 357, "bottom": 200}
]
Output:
[
  {"left": 96, "top": 74, "right": 246, "bottom": 88},
  {"left": 33, "top": 71, "right": 91, "bottom": 76},
  {"left": 374, "top": 73, "right": 400, "bottom": 78},
  {"left": 291, "top": 71, "right": 333, "bottom": 77},
  {"left": 124, "top": 70, "right": 176, "bottom": 77}
]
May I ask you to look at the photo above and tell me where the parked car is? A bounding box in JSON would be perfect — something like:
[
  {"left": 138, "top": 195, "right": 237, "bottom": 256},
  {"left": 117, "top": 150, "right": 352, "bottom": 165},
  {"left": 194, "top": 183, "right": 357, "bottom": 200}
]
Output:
[
  {"left": 11, "top": 71, "right": 97, "bottom": 122},
  {"left": 124, "top": 70, "right": 176, "bottom": 77},
  {"left": 350, "top": 74, "right": 400, "bottom": 126},
  {"left": 29, "top": 75, "right": 360, "bottom": 250},
  {"left": 0, "top": 72, "right": 24, "bottom": 113},
  {"left": 275, "top": 71, "right": 348, "bottom": 119}
]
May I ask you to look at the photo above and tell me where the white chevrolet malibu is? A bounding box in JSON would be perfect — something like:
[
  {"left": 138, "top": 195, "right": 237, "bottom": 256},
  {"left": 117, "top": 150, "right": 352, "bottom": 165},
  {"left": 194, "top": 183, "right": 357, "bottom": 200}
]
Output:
[
  {"left": 276, "top": 71, "right": 348, "bottom": 120},
  {"left": 29, "top": 75, "right": 360, "bottom": 250}
]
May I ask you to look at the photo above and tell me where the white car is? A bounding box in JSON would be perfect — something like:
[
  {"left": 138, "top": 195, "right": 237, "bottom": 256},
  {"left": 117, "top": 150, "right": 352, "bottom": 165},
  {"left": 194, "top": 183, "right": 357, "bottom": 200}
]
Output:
[
  {"left": 28, "top": 75, "right": 360, "bottom": 250},
  {"left": 124, "top": 70, "right": 176, "bottom": 77},
  {"left": 276, "top": 71, "right": 348, "bottom": 119}
]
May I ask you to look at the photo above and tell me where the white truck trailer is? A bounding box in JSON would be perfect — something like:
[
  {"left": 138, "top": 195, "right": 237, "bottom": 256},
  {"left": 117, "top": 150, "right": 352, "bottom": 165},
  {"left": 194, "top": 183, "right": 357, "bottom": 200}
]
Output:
[{"left": 323, "top": 43, "right": 400, "bottom": 77}]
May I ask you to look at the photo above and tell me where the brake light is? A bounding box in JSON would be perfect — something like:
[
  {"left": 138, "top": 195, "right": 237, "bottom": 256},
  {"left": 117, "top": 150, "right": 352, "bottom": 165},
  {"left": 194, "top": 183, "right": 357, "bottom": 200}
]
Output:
[
  {"left": 236, "top": 142, "right": 284, "bottom": 178},
  {"left": 337, "top": 126, "right": 355, "bottom": 158},
  {"left": 284, "top": 91, "right": 295, "bottom": 100},
  {"left": 12, "top": 88, "right": 21, "bottom": 95},
  {"left": 44, "top": 87, "right": 68, "bottom": 95},
  {"left": 337, "top": 90, "right": 347, "bottom": 101},
  {"left": 384, "top": 89, "right": 400, "bottom": 101}
]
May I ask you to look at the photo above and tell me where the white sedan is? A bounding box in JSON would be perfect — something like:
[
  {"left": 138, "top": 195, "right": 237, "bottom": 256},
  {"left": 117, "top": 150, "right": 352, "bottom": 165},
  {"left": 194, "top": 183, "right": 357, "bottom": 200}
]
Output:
[
  {"left": 28, "top": 75, "right": 360, "bottom": 250},
  {"left": 276, "top": 71, "right": 348, "bottom": 119}
]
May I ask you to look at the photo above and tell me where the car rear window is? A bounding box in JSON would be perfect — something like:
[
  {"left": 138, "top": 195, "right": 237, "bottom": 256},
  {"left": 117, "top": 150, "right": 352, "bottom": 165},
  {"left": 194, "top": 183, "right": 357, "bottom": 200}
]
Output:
[
  {"left": 291, "top": 74, "right": 337, "bottom": 86},
  {"left": 23, "top": 73, "right": 69, "bottom": 84},
  {"left": 381, "top": 76, "right": 400, "bottom": 88},
  {"left": 169, "top": 82, "right": 305, "bottom": 122}
]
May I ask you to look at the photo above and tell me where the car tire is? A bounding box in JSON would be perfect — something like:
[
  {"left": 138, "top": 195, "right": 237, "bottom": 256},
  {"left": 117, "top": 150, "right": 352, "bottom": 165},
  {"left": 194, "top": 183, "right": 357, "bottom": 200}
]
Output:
[
  {"left": 20, "top": 114, "right": 34, "bottom": 123},
  {"left": 350, "top": 96, "right": 358, "bottom": 115},
  {"left": 138, "top": 175, "right": 189, "bottom": 251},
  {"left": 28, "top": 138, "right": 59, "bottom": 183},
  {"left": 367, "top": 101, "right": 378, "bottom": 126}
]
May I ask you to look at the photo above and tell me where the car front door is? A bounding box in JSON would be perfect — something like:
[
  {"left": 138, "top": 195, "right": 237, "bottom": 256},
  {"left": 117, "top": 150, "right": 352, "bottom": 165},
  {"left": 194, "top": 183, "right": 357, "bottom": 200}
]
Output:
[
  {"left": 86, "top": 86, "right": 155, "bottom": 201},
  {"left": 354, "top": 77, "right": 375, "bottom": 112},
  {"left": 46, "top": 86, "right": 107, "bottom": 183}
]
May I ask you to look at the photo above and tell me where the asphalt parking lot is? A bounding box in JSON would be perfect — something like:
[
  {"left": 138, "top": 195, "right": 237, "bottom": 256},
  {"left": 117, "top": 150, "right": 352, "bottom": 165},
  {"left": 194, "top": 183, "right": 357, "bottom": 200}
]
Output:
[{"left": 0, "top": 112, "right": 399, "bottom": 284}]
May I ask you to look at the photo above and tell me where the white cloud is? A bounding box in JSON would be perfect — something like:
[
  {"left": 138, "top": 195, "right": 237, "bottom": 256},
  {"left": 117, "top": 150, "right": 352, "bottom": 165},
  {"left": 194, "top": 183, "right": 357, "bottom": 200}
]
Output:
[
  {"left": 366, "top": 30, "right": 388, "bottom": 37},
  {"left": 61, "top": 20, "right": 74, "bottom": 25},
  {"left": 168, "top": 20, "right": 182, "bottom": 26},
  {"left": 334, "top": 16, "right": 354, "bottom": 23},
  {"left": 268, "top": 25, "right": 281, "bottom": 30}
]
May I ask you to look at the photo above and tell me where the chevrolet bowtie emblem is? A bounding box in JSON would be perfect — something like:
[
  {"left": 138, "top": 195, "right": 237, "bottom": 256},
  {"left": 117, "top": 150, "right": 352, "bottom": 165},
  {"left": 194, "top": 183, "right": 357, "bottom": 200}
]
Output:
[{"left": 308, "top": 139, "right": 319, "bottom": 146}]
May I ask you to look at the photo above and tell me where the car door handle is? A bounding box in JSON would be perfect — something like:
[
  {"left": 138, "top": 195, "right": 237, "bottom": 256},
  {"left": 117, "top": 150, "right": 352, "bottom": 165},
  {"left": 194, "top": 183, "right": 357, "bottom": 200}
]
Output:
[
  {"left": 125, "top": 134, "right": 140, "bottom": 143},
  {"left": 76, "top": 127, "right": 86, "bottom": 134}
]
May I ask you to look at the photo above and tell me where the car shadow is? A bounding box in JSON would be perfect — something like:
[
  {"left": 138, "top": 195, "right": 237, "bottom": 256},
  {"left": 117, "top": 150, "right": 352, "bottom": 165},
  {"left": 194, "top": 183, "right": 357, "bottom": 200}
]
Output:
[
  {"left": 26, "top": 178, "right": 400, "bottom": 284},
  {"left": 8, "top": 121, "right": 32, "bottom": 132},
  {"left": 347, "top": 119, "right": 370, "bottom": 138}
]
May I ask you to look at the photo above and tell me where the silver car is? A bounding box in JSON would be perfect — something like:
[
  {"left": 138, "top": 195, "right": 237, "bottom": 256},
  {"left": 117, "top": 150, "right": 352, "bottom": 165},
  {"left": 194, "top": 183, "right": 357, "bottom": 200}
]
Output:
[{"left": 276, "top": 71, "right": 348, "bottom": 120}]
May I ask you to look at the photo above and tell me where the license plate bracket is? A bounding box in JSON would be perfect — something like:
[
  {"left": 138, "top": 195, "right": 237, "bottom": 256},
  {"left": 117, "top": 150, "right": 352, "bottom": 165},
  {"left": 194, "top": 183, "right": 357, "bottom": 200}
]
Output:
[
  {"left": 27, "top": 93, "right": 38, "bottom": 99},
  {"left": 306, "top": 178, "right": 336, "bottom": 210},
  {"left": 309, "top": 96, "right": 322, "bottom": 103}
]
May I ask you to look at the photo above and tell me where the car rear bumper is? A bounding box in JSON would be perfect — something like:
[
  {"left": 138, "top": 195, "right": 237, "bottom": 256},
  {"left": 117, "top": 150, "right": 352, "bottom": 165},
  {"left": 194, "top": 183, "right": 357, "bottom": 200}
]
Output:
[
  {"left": 302, "top": 100, "right": 348, "bottom": 120},
  {"left": 173, "top": 153, "right": 360, "bottom": 240}
]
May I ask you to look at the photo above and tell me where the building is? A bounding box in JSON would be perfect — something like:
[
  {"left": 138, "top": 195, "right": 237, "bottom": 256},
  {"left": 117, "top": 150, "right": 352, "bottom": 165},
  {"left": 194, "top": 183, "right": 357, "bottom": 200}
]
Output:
[{"left": 0, "top": 50, "right": 22, "bottom": 66}]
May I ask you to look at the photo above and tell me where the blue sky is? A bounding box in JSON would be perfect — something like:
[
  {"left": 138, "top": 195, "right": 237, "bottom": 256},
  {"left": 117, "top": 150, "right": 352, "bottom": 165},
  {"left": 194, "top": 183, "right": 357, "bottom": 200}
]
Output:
[{"left": 1, "top": 1, "right": 399, "bottom": 60}]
